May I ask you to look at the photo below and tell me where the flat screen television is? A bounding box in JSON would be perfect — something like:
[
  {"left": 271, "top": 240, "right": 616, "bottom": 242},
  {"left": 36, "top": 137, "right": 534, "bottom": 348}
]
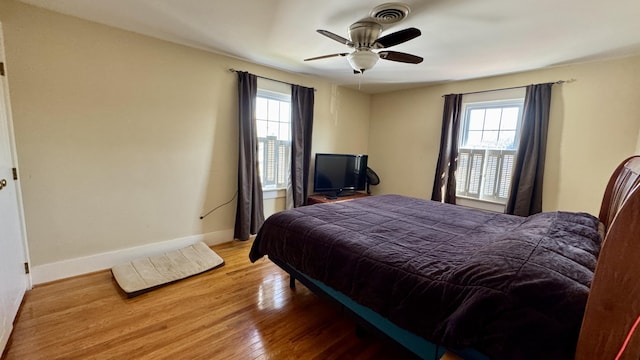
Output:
[{"left": 313, "top": 153, "right": 368, "bottom": 198}]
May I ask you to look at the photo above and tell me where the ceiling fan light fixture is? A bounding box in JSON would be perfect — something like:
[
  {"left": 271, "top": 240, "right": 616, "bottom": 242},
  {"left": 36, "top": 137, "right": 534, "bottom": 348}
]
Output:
[{"left": 347, "top": 50, "right": 379, "bottom": 73}]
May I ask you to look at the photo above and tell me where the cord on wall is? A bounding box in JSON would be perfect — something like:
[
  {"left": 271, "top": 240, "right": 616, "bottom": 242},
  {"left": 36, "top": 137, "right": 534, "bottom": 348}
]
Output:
[
  {"left": 614, "top": 314, "right": 640, "bottom": 360},
  {"left": 199, "top": 191, "right": 238, "bottom": 220}
]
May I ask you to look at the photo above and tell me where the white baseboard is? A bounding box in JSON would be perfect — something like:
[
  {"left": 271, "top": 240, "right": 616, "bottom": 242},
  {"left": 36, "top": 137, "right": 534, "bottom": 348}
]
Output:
[{"left": 30, "top": 229, "right": 234, "bottom": 285}]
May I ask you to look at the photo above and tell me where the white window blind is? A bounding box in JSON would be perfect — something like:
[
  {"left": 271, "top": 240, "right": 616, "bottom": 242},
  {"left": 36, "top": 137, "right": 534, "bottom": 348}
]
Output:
[
  {"left": 457, "top": 149, "right": 516, "bottom": 202},
  {"left": 258, "top": 136, "right": 290, "bottom": 188}
]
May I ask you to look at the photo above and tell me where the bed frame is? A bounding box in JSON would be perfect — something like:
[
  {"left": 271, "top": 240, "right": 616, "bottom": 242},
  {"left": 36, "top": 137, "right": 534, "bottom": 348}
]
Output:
[
  {"left": 576, "top": 155, "right": 640, "bottom": 359},
  {"left": 272, "top": 256, "right": 479, "bottom": 359},
  {"left": 276, "top": 155, "right": 640, "bottom": 359}
]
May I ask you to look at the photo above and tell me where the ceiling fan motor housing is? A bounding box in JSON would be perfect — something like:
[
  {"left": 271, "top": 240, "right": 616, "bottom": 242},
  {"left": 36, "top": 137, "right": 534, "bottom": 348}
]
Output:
[{"left": 349, "top": 21, "right": 382, "bottom": 49}]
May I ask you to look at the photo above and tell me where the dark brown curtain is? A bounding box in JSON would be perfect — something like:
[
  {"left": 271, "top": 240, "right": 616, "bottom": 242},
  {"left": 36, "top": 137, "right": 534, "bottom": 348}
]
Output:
[
  {"left": 290, "top": 85, "right": 315, "bottom": 207},
  {"left": 431, "top": 94, "right": 463, "bottom": 204},
  {"left": 505, "top": 83, "right": 553, "bottom": 216},
  {"left": 234, "top": 71, "right": 265, "bottom": 240}
]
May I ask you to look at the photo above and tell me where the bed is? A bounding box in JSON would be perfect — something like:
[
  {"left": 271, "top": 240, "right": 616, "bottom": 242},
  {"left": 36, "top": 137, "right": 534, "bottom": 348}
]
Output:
[{"left": 249, "top": 155, "right": 640, "bottom": 360}]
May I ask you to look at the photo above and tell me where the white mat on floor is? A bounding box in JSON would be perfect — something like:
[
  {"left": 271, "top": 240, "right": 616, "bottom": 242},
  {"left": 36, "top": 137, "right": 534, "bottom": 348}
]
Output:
[{"left": 111, "top": 241, "right": 224, "bottom": 297}]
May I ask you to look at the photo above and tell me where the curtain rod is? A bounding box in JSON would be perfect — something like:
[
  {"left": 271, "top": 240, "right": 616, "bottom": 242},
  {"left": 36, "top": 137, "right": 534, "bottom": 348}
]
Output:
[
  {"left": 442, "top": 79, "right": 575, "bottom": 97},
  {"left": 228, "top": 68, "right": 316, "bottom": 91}
]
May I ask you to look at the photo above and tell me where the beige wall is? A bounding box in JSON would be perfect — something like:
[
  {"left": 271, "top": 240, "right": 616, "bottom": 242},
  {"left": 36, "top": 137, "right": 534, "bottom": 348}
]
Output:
[
  {"left": 369, "top": 56, "right": 640, "bottom": 215},
  {"left": 0, "top": 1, "right": 370, "bottom": 266}
]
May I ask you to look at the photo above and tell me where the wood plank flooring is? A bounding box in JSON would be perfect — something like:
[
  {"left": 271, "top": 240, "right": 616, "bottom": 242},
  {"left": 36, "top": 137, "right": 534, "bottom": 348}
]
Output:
[{"left": 2, "top": 240, "right": 422, "bottom": 359}]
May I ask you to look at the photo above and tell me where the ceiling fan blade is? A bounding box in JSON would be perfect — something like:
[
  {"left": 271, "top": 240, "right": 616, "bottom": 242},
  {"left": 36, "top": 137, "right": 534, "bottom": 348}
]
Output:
[
  {"left": 378, "top": 51, "right": 423, "bottom": 64},
  {"left": 374, "top": 28, "right": 421, "bottom": 49},
  {"left": 304, "top": 53, "right": 349, "bottom": 61},
  {"left": 317, "top": 29, "right": 354, "bottom": 47}
]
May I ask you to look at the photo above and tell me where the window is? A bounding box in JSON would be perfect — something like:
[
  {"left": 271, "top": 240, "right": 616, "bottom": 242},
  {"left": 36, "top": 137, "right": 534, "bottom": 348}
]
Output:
[
  {"left": 256, "top": 89, "right": 291, "bottom": 190},
  {"left": 456, "top": 89, "right": 524, "bottom": 205}
]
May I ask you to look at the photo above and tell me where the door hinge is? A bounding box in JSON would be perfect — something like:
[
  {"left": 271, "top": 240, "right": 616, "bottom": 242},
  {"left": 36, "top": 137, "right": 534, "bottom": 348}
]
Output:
[
  {"left": 24, "top": 262, "right": 30, "bottom": 274},
  {"left": 12, "top": 167, "right": 18, "bottom": 180},
  {"left": 0, "top": 62, "right": 4, "bottom": 76}
]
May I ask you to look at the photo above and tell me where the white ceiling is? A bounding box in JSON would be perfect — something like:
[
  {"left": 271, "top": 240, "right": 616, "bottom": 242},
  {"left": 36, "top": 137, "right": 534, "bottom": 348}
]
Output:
[{"left": 18, "top": 0, "right": 640, "bottom": 93}]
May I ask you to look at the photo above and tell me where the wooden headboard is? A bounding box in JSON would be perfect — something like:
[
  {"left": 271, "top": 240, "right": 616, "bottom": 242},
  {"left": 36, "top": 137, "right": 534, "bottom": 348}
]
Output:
[{"left": 576, "top": 155, "right": 640, "bottom": 359}]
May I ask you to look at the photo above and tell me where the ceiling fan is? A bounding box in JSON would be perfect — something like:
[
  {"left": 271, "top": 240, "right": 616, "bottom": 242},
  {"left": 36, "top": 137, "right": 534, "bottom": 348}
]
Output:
[{"left": 304, "top": 20, "right": 423, "bottom": 74}]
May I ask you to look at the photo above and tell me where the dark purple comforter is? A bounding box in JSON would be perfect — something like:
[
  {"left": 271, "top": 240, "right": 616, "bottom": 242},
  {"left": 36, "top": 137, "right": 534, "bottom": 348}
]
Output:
[{"left": 249, "top": 195, "right": 602, "bottom": 359}]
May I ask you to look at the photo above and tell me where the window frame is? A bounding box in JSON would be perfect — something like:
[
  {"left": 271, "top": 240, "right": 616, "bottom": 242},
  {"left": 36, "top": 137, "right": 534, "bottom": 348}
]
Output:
[
  {"left": 256, "top": 88, "right": 291, "bottom": 191},
  {"left": 455, "top": 89, "right": 525, "bottom": 210}
]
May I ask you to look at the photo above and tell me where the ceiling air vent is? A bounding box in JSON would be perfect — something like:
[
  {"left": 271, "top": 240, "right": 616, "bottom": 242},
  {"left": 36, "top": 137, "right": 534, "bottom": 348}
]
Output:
[{"left": 370, "top": 3, "right": 411, "bottom": 24}]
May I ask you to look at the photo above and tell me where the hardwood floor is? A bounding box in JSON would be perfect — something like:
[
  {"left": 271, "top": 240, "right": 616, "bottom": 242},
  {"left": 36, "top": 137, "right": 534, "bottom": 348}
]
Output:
[{"left": 2, "top": 240, "right": 421, "bottom": 359}]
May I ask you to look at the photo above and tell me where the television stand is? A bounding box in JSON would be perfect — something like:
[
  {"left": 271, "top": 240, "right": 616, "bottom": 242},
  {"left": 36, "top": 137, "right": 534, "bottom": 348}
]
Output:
[
  {"left": 307, "top": 192, "right": 369, "bottom": 205},
  {"left": 325, "top": 191, "right": 354, "bottom": 200}
]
